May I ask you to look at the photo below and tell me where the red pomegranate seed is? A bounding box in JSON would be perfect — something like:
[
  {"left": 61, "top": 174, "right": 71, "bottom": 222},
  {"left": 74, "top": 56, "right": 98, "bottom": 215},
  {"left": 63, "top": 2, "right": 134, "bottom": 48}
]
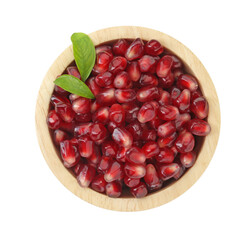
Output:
[
  {"left": 74, "top": 122, "right": 92, "bottom": 137},
  {"left": 176, "top": 89, "right": 191, "bottom": 112},
  {"left": 124, "top": 163, "right": 146, "bottom": 178},
  {"left": 75, "top": 112, "right": 92, "bottom": 123},
  {"left": 144, "top": 164, "right": 161, "bottom": 191},
  {"left": 171, "top": 87, "right": 182, "bottom": 105},
  {"left": 69, "top": 93, "right": 80, "bottom": 102},
  {"left": 90, "top": 100, "right": 101, "bottom": 113},
  {"left": 156, "top": 147, "right": 175, "bottom": 164},
  {"left": 91, "top": 174, "right": 107, "bottom": 193},
  {"left": 89, "top": 123, "right": 107, "bottom": 141},
  {"left": 93, "top": 51, "right": 113, "bottom": 74},
  {"left": 149, "top": 117, "right": 164, "bottom": 129},
  {"left": 102, "top": 140, "right": 118, "bottom": 157},
  {"left": 136, "top": 86, "right": 159, "bottom": 102},
  {"left": 158, "top": 90, "right": 171, "bottom": 106},
  {"left": 158, "top": 72, "right": 174, "bottom": 88},
  {"left": 173, "top": 164, "right": 185, "bottom": 180},
  {"left": 85, "top": 77, "right": 101, "bottom": 96},
  {"left": 156, "top": 55, "right": 173, "bottom": 78},
  {"left": 50, "top": 93, "right": 70, "bottom": 106},
  {"left": 180, "top": 151, "right": 196, "bottom": 168},
  {"left": 97, "top": 156, "right": 113, "bottom": 174},
  {"left": 109, "top": 103, "right": 125, "bottom": 125},
  {"left": 122, "top": 103, "right": 140, "bottom": 123},
  {"left": 78, "top": 136, "right": 94, "bottom": 158},
  {"left": 158, "top": 105, "right": 179, "bottom": 121},
  {"left": 112, "top": 127, "right": 133, "bottom": 148},
  {"left": 96, "top": 88, "right": 116, "bottom": 106},
  {"left": 177, "top": 74, "right": 198, "bottom": 92},
  {"left": 142, "top": 129, "right": 157, "bottom": 141},
  {"left": 95, "top": 45, "right": 112, "bottom": 54},
  {"left": 77, "top": 164, "right": 96, "bottom": 188},
  {"left": 157, "top": 121, "right": 176, "bottom": 138},
  {"left": 116, "top": 147, "right": 127, "bottom": 163},
  {"left": 125, "top": 38, "right": 144, "bottom": 61},
  {"left": 60, "top": 140, "right": 80, "bottom": 168},
  {"left": 112, "top": 39, "right": 129, "bottom": 56},
  {"left": 130, "top": 182, "right": 148, "bottom": 198},
  {"left": 173, "top": 68, "right": 184, "bottom": 79},
  {"left": 187, "top": 119, "right": 211, "bottom": 136},
  {"left": 126, "top": 120, "right": 143, "bottom": 141},
  {"left": 138, "top": 102, "right": 157, "bottom": 123},
  {"left": 126, "top": 146, "right": 146, "bottom": 164},
  {"left": 73, "top": 161, "right": 84, "bottom": 176},
  {"left": 139, "top": 73, "right": 158, "bottom": 86},
  {"left": 92, "top": 106, "right": 110, "bottom": 124},
  {"left": 124, "top": 176, "right": 140, "bottom": 188},
  {"left": 113, "top": 71, "right": 130, "bottom": 89},
  {"left": 145, "top": 39, "right": 163, "bottom": 56},
  {"left": 191, "top": 90, "right": 202, "bottom": 101},
  {"left": 175, "top": 131, "right": 195, "bottom": 153},
  {"left": 158, "top": 163, "right": 180, "bottom": 181},
  {"left": 55, "top": 102, "right": 75, "bottom": 123},
  {"left": 104, "top": 161, "right": 124, "bottom": 182},
  {"left": 54, "top": 129, "right": 68, "bottom": 145},
  {"left": 138, "top": 55, "right": 157, "bottom": 72},
  {"left": 142, "top": 141, "right": 160, "bottom": 158},
  {"left": 115, "top": 89, "right": 136, "bottom": 103},
  {"left": 88, "top": 145, "right": 101, "bottom": 167},
  {"left": 175, "top": 113, "right": 191, "bottom": 131},
  {"left": 157, "top": 131, "right": 178, "bottom": 148},
  {"left": 47, "top": 110, "right": 61, "bottom": 129},
  {"left": 106, "top": 181, "right": 122, "bottom": 198},
  {"left": 107, "top": 121, "right": 120, "bottom": 133},
  {"left": 95, "top": 71, "right": 114, "bottom": 87},
  {"left": 54, "top": 85, "right": 68, "bottom": 95},
  {"left": 127, "top": 61, "right": 141, "bottom": 82},
  {"left": 171, "top": 145, "right": 179, "bottom": 157},
  {"left": 60, "top": 121, "right": 75, "bottom": 133},
  {"left": 66, "top": 66, "right": 81, "bottom": 79},
  {"left": 167, "top": 54, "right": 183, "bottom": 69},
  {"left": 190, "top": 96, "right": 209, "bottom": 119},
  {"left": 72, "top": 97, "right": 91, "bottom": 114},
  {"left": 109, "top": 56, "right": 127, "bottom": 74}
]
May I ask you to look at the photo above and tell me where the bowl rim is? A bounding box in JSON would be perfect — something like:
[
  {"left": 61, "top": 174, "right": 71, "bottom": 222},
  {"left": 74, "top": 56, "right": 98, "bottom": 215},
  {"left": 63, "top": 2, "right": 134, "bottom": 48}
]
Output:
[{"left": 35, "top": 26, "right": 221, "bottom": 211}]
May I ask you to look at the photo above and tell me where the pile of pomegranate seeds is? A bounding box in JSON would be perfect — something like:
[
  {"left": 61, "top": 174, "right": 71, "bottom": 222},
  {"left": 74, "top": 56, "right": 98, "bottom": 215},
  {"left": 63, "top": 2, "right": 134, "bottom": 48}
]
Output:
[{"left": 47, "top": 38, "right": 211, "bottom": 198}]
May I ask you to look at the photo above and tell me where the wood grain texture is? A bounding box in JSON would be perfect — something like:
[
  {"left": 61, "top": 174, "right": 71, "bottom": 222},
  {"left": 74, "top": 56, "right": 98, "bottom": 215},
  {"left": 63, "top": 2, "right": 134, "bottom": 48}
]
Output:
[{"left": 35, "top": 26, "right": 221, "bottom": 211}]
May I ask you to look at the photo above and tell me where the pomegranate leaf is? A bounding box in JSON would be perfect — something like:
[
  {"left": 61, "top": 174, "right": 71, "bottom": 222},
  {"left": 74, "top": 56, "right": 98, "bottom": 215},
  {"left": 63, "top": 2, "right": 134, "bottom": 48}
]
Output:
[
  {"left": 71, "top": 32, "right": 95, "bottom": 81},
  {"left": 54, "top": 74, "right": 94, "bottom": 99}
]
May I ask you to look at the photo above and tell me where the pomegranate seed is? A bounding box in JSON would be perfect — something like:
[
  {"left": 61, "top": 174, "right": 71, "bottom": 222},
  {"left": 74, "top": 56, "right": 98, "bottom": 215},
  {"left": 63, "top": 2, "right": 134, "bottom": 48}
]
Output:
[
  {"left": 136, "top": 85, "right": 159, "bottom": 102},
  {"left": 60, "top": 121, "right": 75, "bottom": 133},
  {"left": 97, "top": 156, "right": 112, "bottom": 174},
  {"left": 124, "top": 163, "right": 146, "bottom": 178},
  {"left": 171, "top": 87, "right": 182, "bottom": 105},
  {"left": 93, "top": 51, "right": 113, "bottom": 74},
  {"left": 54, "top": 129, "right": 68, "bottom": 145},
  {"left": 69, "top": 93, "right": 80, "bottom": 102},
  {"left": 122, "top": 103, "right": 140, "bottom": 123},
  {"left": 73, "top": 161, "right": 84, "bottom": 176},
  {"left": 157, "top": 131, "right": 178, "bottom": 148},
  {"left": 55, "top": 103, "right": 75, "bottom": 123},
  {"left": 158, "top": 90, "right": 171, "bottom": 106},
  {"left": 124, "top": 176, "right": 140, "bottom": 188},
  {"left": 138, "top": 102, "right": 157, "bottom": 123},
  {"left": 89, "top": 123, "right": 108, "bottom": 141},
  {"left": 85, "top": 77, "right": 101, "bottom": 96},
  {"left": 106, "top": 181, "right": 122, "bottom": 198},
  {"left": 125, "top": 38, "right": 144, "bottom": 61},
  {"left": 88, "top": 145, "right": 101, "bottom": 167},
  {"left": 115, "top": 89, "right": 136, "bottom": 103},
  {"left": 139, "top": 73, "right": 158, "bottom": 86},
  {"left": 113, "top": 71, "right": 130, "bottom": 89},
  {"left": 95, "top": 71, "right": 114, "bottom": 87},
  {"left": 112, "top": 127, "right": 133, "bottom": 148},
  {"left": 177, "top": 74, "right": 198, "bottom": 92},
  {"left": 96, "top": 88, "right": 116, "bottom": 106},
  {"left": 191, "top": 90, "right": 202, "bottom": 101},
  {"left": 90, "top": 100, "right": 101, "bottom": 113},
  {"left": 126, "top": 146, "right": 146, "bottom": 164},
  {"left": 130, "top": 182, "right": 148, "bottom": 198},
  {"left": 144, "top": 164, "right": 161, "bottom": 191},
  {"left": 107, "top": 121, "right": 120, "bottom": 133},
  {"left": 126, "top": 120, "right": 143, "bottom": 141},
  {"left": 173, "top": 164, "right": 185, "bottom": 180},
  {"left": 60, "top": 140, "right": 80, "bottom": 168},
  {"left": 54, "top": 85, "right": 68, "bottom": 95},
  {"left": 180, "top": 151, "right": 196, "bottom": 168},
  {"left": 141, "top": 141, "right": 159, "bottom": 158},
  {"left": 175, "top": 131, "right": 195, "bottom": 153},
  {"left": 74, "top": 122, "right": 92, "bottom": 137},
  {"left": 156, "top": 55, "right": 173, "bottom": 78},
  {"left": 142, "top": 129, "right": 157, "bottom": 141},
  {"left": 112, "top": 39, "right": 129, "bottom": 56},
  {"left": 116, "top": 147, "right": 127, "bottom": 163},
  {"left": 66, "top": 66, "right": 81, "bottom": 79},
  {"left": 190, "top": 96, "right": 209, "bottom": 119},
  {"left": 75, "top": 112, "right": 92, "bottom": 123},
  {"left": 77, "top": 164, "right": 96, "bottom": 188},
  {"left": 157, "top": 121, "right": 176, "bottom": 138},
  {"left": 127, "top": 61, "right": 141, "bottom": 82},
  {"left": 175, "top": 113, "right": 191, "bottom": 131},
  {"left": 173, "top": 68, "right": 184, "bottom": 79},
  {"left": 158, "top": 106, "right": 179, "bottom": 121},
  {"left": 78, "top": 136, "right": 94, "bottom": 158},
  {"left": 47, "top": 110, "right": 61, "bottom": 129},
  {"left": 109, "top": 56, "right": 127, "bottom": 74},
  {"left": 92, "top": 106, "right": 110, "bottom": 124},
  {"left": 109, "top": 103, "right": 125, "bottom": 125},
  {"left": 104, "top": 161, "right": 124, "bottom": 182},
  {"left": 158, "top": 163, "right": 180, "bottom": 181},
  {"left": 167, "top": 54, "right": 183, "bottom": 69},
  {"left": 158, "top": 71, "right": 174, "bottom": 88},
  {"left": 102, "top": 140, "right": 118, "bottom": 157},
  {"left": 72, "top": 97, "right": 91, "bottom": 114},
  {"left": 187, "top": 119, "right": 211, "bottom": 136},
  {"left": 171, "top": 145, "right": 179, "bottom": 157},
  {"left": 50, "top": 94, "right": 70, "bottom": 106},
  {"left": 149, "top": 117, "right": 164, "bottom": 129},
  {"left": 138, "top": 55, "right": 157, "bottom": 72},
  {"left": 91, "top": 174, "right": 107, "bottom": 193},
  {"left": 145, "top": 39, "right": 163, "bottom": 56},
  {"left": 156, "top": 148, "right": 175, "bottom": 164},
  {"left": 95, "top": 45, "right": 112, "bottom": 55}
]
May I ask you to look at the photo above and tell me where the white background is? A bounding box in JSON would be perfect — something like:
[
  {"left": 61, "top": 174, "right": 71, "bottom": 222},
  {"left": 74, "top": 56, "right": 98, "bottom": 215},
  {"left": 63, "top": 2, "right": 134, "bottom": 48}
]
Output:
[{"left": 1, "top": 0, "right": 249, "bottom": 239}]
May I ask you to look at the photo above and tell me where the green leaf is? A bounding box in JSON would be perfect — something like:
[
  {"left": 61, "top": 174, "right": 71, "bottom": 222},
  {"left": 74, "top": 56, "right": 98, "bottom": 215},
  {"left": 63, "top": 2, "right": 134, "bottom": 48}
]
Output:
[
  {"left": 71, "top": 32, "right": 96, "bottom": 81},
  {"left": 54, "top": 74, "right": 95, "bottom": 99}
]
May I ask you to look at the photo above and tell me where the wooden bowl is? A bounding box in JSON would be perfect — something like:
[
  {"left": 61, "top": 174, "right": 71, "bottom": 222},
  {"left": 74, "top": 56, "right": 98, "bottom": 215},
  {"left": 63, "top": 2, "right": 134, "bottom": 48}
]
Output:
[{"left": 35, "top": 26, "right": 220, "bottom": 211}]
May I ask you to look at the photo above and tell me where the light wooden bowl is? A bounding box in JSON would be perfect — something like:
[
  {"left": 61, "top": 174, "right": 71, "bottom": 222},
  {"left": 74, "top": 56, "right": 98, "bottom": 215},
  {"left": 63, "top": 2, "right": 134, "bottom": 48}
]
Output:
[{"left": 35, "top": 26, "right": 220, "bottom": 211}]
